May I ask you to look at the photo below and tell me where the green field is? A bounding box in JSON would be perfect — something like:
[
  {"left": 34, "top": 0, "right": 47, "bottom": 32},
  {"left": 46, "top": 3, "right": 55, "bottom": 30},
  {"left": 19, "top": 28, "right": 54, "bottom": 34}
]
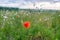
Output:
[{"left": 0, "top": 9, "right": 60, "bottom": 40}]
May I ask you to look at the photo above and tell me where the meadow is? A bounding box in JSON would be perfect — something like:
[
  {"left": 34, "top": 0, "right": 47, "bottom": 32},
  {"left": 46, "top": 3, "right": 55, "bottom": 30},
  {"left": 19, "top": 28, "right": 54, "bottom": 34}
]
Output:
[{"left": 0, "top": 9, "right": 60, "bottom": 40}]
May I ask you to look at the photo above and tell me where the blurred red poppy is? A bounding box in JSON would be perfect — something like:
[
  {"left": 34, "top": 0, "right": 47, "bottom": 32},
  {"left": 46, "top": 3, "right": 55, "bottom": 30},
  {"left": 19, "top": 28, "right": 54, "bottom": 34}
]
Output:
[{"left": 23, "top": 21, "right": 30, "bottom": 29}]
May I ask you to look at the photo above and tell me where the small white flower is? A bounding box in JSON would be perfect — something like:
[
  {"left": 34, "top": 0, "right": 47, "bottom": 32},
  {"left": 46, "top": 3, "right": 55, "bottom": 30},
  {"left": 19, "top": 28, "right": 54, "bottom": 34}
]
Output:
[
  {"left": 44, "top": 17, "right": 49, "bottom": 21},
  {"left": 26, "top": 14, "right": 28, "bottom": 16},
  {"left": 3, "top": 16, "right": 8, "bottom": 19},
  {"left": 39, "top": 18, "right": 41, "bottom": 21}
]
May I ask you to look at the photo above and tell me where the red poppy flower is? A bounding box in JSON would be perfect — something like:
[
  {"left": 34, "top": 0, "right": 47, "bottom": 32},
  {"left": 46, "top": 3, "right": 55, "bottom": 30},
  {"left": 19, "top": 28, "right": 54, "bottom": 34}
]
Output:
[{"left": 23, "top": 21, "right": 30, "bottom": 29}]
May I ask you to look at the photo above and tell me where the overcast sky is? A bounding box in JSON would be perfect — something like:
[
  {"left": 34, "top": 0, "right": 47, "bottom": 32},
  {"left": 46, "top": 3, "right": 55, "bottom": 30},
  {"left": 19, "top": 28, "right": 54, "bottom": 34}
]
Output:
[
  {"left": 0, "top": 0, "right": 60, "bottom": 10},
  {"left": 0, "top": 0, "right": 60, "bottom": 3},
  {"left": 0, "top": 0, "right": 60, "bottom": 4}
]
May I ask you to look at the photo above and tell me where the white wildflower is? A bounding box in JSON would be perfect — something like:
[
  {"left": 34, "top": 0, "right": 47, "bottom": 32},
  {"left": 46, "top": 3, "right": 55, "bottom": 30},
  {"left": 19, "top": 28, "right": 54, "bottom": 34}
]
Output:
[
  {"left": 44, "top": 17, "right": 49, "bottom": 21},
  {"left": 39, "top": 18, "right": 41, "bottom": 21},
  {"left": 3, "top": 16, "right": 8, "bottom": 19}
]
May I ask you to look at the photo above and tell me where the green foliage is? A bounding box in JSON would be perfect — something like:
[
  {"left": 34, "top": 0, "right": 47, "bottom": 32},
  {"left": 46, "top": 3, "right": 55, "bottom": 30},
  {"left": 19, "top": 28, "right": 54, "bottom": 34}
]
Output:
[{"left": 0, "top": 9, "right": 60, "bottom": 40}]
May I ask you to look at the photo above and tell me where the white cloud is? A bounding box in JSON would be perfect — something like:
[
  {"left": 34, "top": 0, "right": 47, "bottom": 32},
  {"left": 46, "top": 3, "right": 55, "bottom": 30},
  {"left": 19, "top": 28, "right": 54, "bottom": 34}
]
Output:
[
  {"left": 53, "top": 0, "right": 59, "bottom": 1},
  {"left": 40, "top": 2, "right": 60, "bottom": 10},
  {"left": 19, "top": 2, "right": 60, "bottom": 10},
  {"left": 0, "top": 0, "right": 60, "bottom": 10},
  {"left": 0, "top": 3, "right": 19, "bottom": 8}
]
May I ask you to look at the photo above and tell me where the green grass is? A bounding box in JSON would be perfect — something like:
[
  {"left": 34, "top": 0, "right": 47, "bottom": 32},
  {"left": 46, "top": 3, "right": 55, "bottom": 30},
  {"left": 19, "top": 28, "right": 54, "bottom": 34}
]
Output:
[{"left": 0, "top": 9, "right": 60, "bottom": 40}]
